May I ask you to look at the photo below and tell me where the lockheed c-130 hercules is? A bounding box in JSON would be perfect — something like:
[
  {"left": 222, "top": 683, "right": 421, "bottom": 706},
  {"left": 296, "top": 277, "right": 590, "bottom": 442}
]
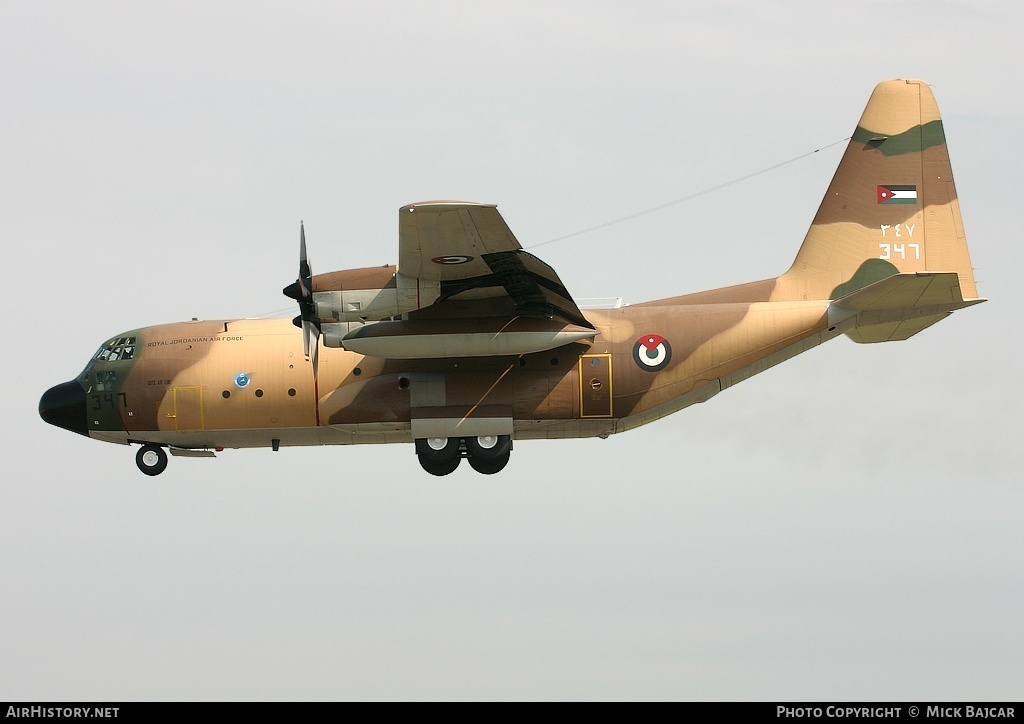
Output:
[{"left": 39, "top": 79, "right": 985, "bottom": 476}]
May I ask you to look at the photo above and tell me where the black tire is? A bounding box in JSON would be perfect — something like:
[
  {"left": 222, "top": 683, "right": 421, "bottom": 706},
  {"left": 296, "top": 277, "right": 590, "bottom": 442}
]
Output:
[
  {"left": 415, "top": 437, "right": 460, "bottom": 463},
  {"left": 467, "top": 449, "right": 510, "bottom": 475},
  {"left": 136, "top": 444, "right": 168, "bottom": 476},
  {"left": 418, "top": 454, "right": 461, "bottom": 476},
  {"left": 464, "top": 434, "right": 511, "bottom": 461}
]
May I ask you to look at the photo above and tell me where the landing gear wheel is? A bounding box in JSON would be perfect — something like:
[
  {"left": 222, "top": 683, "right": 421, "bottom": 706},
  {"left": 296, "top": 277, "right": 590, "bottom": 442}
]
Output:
[
  {"left": 415, "top": 437, "right": 460, "bottom": 463},
  {"left": 415, "top": 437, "right": 461, "bottom": 476},
  {"left": 418, "top": 454, "right": 462, "bottom": 476},
  {"left": 136, "top": 444, "right": 168, "bottom": 476},
  {"left": 464, "top": 435, "right": 512, "bottom": 460},
  {"left": 468, "top": 449, "right": 510, "bottom": 475}
]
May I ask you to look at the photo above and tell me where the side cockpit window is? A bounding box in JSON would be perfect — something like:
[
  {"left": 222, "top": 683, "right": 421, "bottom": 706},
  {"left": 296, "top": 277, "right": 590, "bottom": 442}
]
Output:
[
  {"left": 93, "top": 336, "right": 137, "bottom": 362},
  {"left": 94, "top": 370, "right": 117, "bottom": 391}
]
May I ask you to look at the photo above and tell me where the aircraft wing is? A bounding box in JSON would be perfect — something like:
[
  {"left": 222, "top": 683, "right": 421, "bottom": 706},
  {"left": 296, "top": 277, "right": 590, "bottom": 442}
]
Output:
[{"left": 398, "top": 201, "right": 593, "bottom": 329}]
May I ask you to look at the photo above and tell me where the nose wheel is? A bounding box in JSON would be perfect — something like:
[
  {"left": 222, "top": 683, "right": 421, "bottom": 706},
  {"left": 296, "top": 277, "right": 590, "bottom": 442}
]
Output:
[
  {"left": 414, "top": 435, "right": 512, "bottom": 476},
  {"left": 135, "top": 444, "right": 168, "bottom": 476}
]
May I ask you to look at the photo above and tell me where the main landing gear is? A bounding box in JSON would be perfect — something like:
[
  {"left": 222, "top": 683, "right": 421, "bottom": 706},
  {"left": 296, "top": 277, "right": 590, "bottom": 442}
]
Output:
[{"left": 415, "top": 435, "right": 512, "bottom": 476}]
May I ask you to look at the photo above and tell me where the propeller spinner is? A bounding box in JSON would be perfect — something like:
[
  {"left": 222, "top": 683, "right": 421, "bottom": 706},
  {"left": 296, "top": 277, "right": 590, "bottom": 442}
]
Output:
[{"left": 283, "top": 222, "right": 321, "bottom": 372}]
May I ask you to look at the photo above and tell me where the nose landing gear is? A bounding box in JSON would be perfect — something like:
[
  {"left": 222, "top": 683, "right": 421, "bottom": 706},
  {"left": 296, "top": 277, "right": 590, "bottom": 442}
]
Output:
[
  {"left": 414, "top": 435, "right": 512, "bottom": 476},
  {"left": 135, "top": 444, "right": 168, "bottom": 476}
]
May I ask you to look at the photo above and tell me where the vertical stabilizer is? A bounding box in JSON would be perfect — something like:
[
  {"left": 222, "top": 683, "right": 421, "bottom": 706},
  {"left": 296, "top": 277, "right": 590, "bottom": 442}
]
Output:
[{"left": 775, "top": 79, "right": 979, "bottom": 302}]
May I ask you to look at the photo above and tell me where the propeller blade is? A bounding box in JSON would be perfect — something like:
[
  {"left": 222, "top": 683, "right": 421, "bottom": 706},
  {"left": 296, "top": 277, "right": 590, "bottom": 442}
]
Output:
[
  {"left": 303, "top": 316, "right": 321, "bottom": 369},
  {"left": 286, "top": 221, "right": 321, "bottom": 375},
  {"left": 298, "top": 222, "right": 312, "bottom": 300},
  {"left": 309, "top": 322, "right": 320, "bottom": 377}
]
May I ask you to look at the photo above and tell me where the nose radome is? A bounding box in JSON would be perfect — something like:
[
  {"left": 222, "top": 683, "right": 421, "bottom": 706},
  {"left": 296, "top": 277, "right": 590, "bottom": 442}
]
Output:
[{"left": 39, "top": 381, "right": 89, "bottom": 436}]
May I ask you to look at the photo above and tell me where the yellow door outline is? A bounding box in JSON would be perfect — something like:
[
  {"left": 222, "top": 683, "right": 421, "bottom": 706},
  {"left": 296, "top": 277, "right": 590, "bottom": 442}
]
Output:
[
  {"left": 172, "top": 386, "right": 205, "bottom": 431},
  {"left": 579, "top": 353, "right": 613, "bottom": 418}
]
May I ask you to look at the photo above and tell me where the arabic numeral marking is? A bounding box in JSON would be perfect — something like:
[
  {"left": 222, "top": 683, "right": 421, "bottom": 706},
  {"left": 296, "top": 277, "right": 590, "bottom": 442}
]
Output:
[
  {"left": 893, "top": 243, "right": 905, "bottom": 259},
  {"left": 909, "top": 243, "right": 920, "bottom": 259},
  {"left": 879, "top": 243, "right": 890, "bottom": 260}
]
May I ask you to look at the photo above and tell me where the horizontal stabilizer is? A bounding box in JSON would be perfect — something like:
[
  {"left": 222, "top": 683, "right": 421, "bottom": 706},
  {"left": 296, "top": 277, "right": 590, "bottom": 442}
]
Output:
[
  {"left": 828, "top": 272, "right": 985, "bottom": 343},
  {"left": 845, "top": 312, "right": 950, "bottom": 343}
]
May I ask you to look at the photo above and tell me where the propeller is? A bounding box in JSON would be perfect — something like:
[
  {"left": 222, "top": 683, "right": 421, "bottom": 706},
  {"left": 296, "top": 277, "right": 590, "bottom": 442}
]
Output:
[{"left": 283, "top": 222, "right": 321, "bottom": 375}]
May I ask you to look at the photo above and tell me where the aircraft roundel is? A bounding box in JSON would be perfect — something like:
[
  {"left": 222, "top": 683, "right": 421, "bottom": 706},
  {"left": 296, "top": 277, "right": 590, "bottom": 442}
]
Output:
[
  {"left": 431, "top": 255, "right": 474, "bottom": 265},
  {"left": 632, "top": 334, "right": 671, "bottom": 371}
]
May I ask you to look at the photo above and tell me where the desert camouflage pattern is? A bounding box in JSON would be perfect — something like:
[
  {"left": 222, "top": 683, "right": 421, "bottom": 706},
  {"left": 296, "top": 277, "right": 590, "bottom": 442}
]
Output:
[{"left": 39, "top": 80, "right": 985, "bottom": 475}]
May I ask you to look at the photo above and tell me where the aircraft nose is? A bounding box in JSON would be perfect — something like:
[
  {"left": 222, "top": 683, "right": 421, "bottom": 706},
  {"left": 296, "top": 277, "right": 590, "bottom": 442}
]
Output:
[{"left": 39, "top": 381, "right": 89, "bottom": 436}]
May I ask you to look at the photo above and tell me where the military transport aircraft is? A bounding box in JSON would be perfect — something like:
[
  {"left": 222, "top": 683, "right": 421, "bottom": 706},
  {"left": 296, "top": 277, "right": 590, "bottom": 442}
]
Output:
[{"left": 40, "top": 79, "right": 985, "bottom": 476}]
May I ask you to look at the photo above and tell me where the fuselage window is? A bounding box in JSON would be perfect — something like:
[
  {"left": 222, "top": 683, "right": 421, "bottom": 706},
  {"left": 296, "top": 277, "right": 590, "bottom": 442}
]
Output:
[{"left": 79, "top": 360, "right": 96, "bottom": 383}]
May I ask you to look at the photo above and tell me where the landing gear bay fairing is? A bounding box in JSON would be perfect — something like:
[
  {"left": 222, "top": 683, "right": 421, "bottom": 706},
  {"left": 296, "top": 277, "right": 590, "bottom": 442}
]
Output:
[{"left": 40, "top": 80, "right": 985, "bottom": 476}]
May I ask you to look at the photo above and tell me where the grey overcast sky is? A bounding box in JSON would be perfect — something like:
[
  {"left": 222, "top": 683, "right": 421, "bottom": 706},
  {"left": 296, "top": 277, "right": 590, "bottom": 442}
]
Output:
[{"left": 3, "top": 0, "right": 1022, "bottom": 701}]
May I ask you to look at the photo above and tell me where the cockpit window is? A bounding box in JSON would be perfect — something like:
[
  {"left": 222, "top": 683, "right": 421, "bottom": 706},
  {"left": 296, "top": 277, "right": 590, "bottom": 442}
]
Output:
[{"left": 92, "top": 336, "right": 137, "bottom": 362}]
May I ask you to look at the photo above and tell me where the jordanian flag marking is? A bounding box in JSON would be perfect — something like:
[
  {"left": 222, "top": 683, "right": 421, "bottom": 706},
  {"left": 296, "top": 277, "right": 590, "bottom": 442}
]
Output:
[{"left": 877, "top": 184, "right": 917, "bottom": 205}]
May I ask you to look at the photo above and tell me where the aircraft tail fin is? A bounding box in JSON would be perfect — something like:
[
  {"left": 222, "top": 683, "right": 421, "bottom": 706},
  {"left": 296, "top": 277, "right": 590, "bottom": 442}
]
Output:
[{"left": 775, "top": 79, "right": 981, "bottom": 306}]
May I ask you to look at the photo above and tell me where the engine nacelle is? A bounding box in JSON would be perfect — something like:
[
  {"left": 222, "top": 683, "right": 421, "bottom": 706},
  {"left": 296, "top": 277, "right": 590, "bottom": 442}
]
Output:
[{"left": 311, "top": 265, "right": 440, "bottom": 323}]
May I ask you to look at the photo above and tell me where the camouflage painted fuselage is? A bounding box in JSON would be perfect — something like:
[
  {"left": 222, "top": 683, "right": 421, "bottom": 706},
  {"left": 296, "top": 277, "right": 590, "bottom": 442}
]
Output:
[{"left": 75, "top": 297, "right": 834, "bottom": 450}]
